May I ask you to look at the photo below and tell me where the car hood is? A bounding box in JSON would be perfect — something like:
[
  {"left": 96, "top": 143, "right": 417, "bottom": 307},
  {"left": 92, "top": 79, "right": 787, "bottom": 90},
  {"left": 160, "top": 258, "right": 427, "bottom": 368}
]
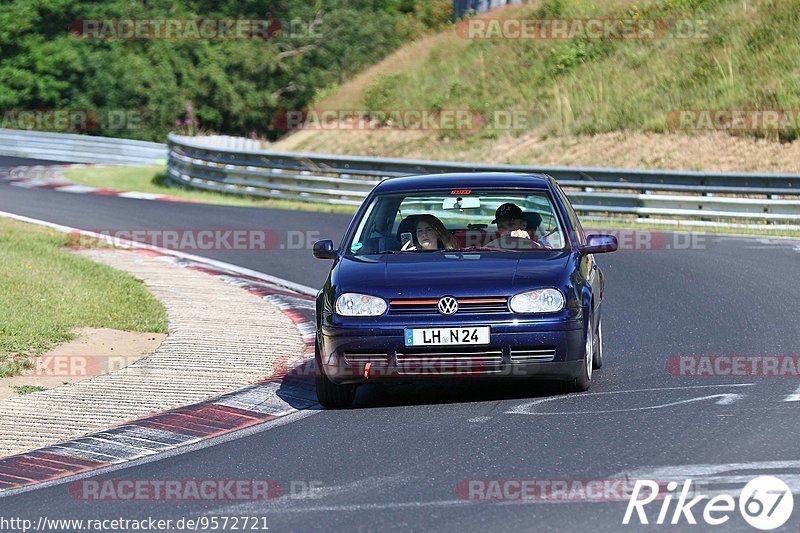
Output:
[{"left": 332, "top": 251, "right": 573, "bottom": 298}]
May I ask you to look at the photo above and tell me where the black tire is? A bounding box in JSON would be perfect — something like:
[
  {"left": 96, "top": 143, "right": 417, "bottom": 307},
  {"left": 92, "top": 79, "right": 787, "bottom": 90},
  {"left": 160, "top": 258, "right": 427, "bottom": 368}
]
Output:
[
  {"left": 315, "top": 374, "right": 356, "bottom": 408},
  {"left": 314, "top": 338, "right": 357, "bottom": 408},
  {"left": 592, "top": 313, "right": 604, "bottom": 370},
  {"left": 564, "top": 310, "right": 594, "bottom": 393}
]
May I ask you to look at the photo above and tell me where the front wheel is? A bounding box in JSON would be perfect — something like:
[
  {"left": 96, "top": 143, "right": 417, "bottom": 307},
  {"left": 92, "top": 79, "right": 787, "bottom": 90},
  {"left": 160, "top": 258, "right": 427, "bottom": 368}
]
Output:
[
  {"left": 315, "top": 340, "right": 357, "bottom": 408},
  {"left": 592, "top": 315, "right": 604, "bottom": 370},
  {"left": 564, "top": 311, "right": 594, "bottom": 393},
  {"left": 315, "top": 375, "right": 357, "bottom": 408}
]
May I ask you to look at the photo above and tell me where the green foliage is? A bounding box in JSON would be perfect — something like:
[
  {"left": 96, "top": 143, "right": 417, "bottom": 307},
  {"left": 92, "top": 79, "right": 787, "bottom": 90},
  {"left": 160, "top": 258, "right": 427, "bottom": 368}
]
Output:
[
  {"left": 0, "top": 0, "right": 449, "bottom": 141},
  {"left": 363, "top": 74, "right": 407, "bottom": 110},
  {"left": 11, "top": 385, "right": 47, "bottom": 395},
  {"left": 343, "top": 0, "right": 800, "bottom": 141},
  {"left": 397, "top": 0, "right": 453, "bottom": 38},
  {"left": 546, "top": 42, "right": 589, "bottom": 75}
]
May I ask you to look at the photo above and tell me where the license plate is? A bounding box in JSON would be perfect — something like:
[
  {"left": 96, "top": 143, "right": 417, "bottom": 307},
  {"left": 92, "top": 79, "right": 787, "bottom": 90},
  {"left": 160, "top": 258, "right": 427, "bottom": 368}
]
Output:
[{"left": 404, "top": 326, "right": 490, "bottom": 347}]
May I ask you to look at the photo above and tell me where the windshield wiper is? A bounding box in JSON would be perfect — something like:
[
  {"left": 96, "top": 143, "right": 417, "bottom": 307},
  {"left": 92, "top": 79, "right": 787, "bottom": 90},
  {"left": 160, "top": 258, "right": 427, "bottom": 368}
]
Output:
[{"left": 453, "top": 246, "right": 518, "bottom": 252}]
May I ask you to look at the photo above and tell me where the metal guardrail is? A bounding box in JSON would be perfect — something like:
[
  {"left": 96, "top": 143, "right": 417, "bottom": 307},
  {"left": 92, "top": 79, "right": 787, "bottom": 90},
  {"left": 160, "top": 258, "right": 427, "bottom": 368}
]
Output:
[
  {"left": 167, "top": 134, "right": 800, "bottom": 226},
  {"left": 188, "top": 135, "right": 270, "bottom": 151},
  {"left": 0, "top": 129, "right": 166, "bottom": 165}
]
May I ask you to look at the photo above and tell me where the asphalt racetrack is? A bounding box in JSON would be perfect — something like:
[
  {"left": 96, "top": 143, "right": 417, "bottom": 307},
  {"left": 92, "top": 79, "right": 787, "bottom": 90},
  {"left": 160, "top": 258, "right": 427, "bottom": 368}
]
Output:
[{"left": 1, "top": 157, "right": 799, "bottom": 532}]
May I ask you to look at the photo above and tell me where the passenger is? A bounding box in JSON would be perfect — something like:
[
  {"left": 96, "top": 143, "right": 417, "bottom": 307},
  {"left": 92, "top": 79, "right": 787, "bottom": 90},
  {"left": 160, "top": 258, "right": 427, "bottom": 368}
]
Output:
[{"left": 401, "top": 215, "right": 455, "bottom": 251}]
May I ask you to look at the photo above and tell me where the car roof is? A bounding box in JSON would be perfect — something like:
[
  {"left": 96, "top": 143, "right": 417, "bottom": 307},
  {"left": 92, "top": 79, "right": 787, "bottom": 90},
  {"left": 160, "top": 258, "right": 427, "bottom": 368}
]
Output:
[{"left": 372, "top": 172, "right": 553, "bottom": 194}]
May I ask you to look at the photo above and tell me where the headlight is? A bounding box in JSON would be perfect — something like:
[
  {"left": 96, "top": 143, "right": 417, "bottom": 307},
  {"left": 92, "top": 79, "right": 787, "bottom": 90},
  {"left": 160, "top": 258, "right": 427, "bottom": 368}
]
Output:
[
  {"left": 509, "top": 289, "right": 565, "bottom": 314},
  {"left": 335, "top": 293, "right": 387, "bottom": 317}
]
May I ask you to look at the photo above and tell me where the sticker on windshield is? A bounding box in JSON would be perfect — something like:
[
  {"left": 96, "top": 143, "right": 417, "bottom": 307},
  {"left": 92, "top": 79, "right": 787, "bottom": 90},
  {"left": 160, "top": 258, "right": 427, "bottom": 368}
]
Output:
[{"left": 351, "top": 242, "right": 363, "bottom": 252}]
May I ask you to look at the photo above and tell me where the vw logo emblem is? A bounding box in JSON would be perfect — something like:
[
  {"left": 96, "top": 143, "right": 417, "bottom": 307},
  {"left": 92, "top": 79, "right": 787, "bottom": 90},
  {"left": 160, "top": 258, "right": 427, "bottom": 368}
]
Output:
[{"left": 438, "top": 296, "right": 459, "bottom": 315}]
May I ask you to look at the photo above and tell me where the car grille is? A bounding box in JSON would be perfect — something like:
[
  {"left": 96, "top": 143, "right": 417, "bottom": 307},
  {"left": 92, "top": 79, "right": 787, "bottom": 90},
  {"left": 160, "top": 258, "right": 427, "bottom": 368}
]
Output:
[
  {"left": 395, "top": 347, "right": 503, "bottom": 375},
  {"left": 509, "top": 347, "right": 557, "bottom": 364},
  {"left": 389, "top": 297, "right": 508, "bottom": 315}
]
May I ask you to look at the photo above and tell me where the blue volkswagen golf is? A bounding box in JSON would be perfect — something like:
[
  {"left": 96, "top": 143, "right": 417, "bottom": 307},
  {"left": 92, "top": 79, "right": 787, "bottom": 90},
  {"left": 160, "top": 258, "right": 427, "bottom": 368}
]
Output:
[{"left": 312, "top": 173, "right": 617, "bottom": 408}]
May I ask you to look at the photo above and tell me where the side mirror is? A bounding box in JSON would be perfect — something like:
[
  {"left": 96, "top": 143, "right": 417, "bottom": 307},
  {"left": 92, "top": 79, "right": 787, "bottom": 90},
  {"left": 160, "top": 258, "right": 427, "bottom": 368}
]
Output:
[
  {"left": 313, "top": 239, "right": 337, "bottom": 259},
  {"left": 582, "top": 234, "right": 618, "bottom": 254}
]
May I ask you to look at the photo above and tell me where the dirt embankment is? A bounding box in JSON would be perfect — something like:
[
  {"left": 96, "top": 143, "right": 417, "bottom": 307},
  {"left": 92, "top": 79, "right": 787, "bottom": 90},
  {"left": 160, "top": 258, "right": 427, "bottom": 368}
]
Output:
[{"left": 272, "top": 128, "right": 800, "bottom": 174}]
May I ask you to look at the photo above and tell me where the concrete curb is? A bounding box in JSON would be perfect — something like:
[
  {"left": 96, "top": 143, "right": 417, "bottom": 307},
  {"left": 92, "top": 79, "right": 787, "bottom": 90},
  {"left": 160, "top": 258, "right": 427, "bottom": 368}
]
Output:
[
  {"left": 0, "top": 248, "right": 306, "bottom": 456},
  {"left": 0, "top": 215, "right": 320, "bottom": 493}
]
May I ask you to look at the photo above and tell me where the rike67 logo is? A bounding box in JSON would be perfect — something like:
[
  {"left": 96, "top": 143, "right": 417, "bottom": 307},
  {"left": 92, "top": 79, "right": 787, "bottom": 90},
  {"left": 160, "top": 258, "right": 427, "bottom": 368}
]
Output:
[{"left": 624, "top": 476, "right": 794, "bottom": 530}]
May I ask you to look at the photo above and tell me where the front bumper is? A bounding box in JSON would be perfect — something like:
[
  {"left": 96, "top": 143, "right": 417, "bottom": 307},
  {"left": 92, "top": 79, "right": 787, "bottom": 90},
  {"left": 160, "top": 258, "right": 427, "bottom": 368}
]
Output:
[{"left": 318, "top": 318, "right": 586, "bottom": 384}]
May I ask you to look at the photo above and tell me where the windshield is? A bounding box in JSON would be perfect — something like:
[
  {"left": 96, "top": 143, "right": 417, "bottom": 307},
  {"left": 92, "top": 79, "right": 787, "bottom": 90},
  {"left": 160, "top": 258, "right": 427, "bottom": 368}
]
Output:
[{"left": 347, "top": 190, "right": 567, "bottom": 255}]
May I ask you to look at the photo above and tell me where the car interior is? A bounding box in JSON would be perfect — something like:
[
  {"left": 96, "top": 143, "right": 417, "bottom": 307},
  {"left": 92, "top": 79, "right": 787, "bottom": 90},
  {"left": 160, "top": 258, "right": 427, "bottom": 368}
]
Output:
[
  {"left": 348, "top": 193, "right": 562, "bottom": 255},
  {"left": 395, "top": 211, "right": 544, "bottom": 250}
]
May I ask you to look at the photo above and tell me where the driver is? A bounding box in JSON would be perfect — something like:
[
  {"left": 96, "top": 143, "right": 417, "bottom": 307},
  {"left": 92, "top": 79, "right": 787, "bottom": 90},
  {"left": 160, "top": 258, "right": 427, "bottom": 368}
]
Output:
[
  {"left": 487, "top": 203, "right": 548, "bottom": 249},
  {"left": 493, "top": 203, "right": 532, "bottom": 240}
]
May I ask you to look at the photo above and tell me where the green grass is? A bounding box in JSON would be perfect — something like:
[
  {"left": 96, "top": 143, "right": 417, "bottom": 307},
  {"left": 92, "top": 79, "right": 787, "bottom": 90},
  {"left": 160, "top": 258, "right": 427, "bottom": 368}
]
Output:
[
  {"left": 12, "top": 385, "right": 47, "bottom": 395},
  {"left": 329, "top": 0, "right": 800, "bottom": 141},
  {"left": 63, "top": 166, "right": 356, "bottom": 214},
  {"left": 0, "top": 218, "right": 168, "bottom": 377}
]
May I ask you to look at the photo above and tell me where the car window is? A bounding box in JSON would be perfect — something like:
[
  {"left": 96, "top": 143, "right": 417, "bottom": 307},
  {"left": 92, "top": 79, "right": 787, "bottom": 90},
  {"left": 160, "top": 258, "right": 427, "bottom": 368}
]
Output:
[
  {"left": 554, "top": 183, "right": 585, "bottom": 246},
  {"left": 346, "top": 190, "right": 567, "bottom": 255}
]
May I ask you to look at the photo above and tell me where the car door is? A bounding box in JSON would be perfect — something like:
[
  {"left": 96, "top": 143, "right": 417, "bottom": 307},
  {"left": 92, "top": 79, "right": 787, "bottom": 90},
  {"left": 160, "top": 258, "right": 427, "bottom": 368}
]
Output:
[{"left": 553, "top": 182, "right": 600, "bottom": 317}]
